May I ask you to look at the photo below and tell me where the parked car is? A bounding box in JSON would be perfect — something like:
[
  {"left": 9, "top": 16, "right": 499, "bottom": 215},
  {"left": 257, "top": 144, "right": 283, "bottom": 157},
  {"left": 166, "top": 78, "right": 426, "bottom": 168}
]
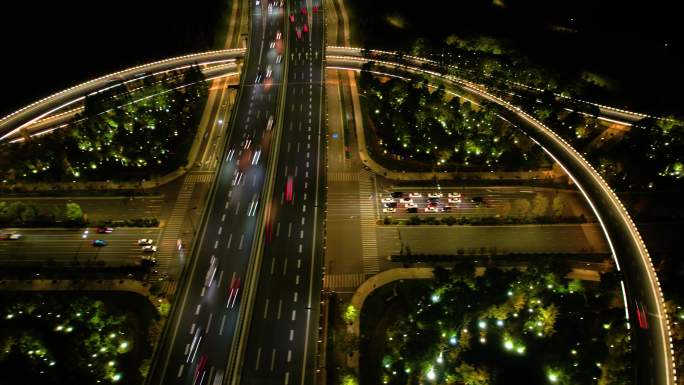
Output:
[{"left": 138, "top": 239, "right": 154, "bottom": 246}]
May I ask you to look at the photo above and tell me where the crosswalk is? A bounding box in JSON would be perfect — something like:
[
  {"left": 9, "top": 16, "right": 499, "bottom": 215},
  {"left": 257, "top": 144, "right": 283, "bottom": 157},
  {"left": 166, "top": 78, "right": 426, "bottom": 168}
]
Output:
[
  {"left": 327, "top": 171, "right": 359, "bottom": 182},
  {"left": 358, "top": 169, "right": 379, "bottom": 274},
  {"left": 153, "top": 177, "right": 198, "bottom": 280},
  {"left": 185, "top": 173, "right": 214, "bottom": 183},
  {"left": 323, "top": 273, "right": 366, "bottom": 290}
]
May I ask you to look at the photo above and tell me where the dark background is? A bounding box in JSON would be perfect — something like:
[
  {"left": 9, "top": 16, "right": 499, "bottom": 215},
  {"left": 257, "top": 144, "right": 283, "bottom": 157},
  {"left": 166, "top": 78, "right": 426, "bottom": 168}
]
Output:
[
  {"left": 348, "top": 0, "right": 684, "bottom": 114},
  {"left": 0, "top": 0, "right": 228, "bottom": 117}
]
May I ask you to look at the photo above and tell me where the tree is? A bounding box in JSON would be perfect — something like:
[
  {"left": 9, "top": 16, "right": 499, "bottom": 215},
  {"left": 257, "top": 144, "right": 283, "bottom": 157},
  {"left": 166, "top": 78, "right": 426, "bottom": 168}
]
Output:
[
  {"left": 552, "top": 195, "right": 567, "bottom": 217},
  {"left": 511, "top": 199, "right": 530, "bottom": 217},
  {"left": 457, "top": 362, "right": 491, "bottom": 385},
  {"left": 65, "top": 203, "right": 84, "bottom": 224},
  {"left": 532, "top": 195, "right": 549, "bottom": 217}
]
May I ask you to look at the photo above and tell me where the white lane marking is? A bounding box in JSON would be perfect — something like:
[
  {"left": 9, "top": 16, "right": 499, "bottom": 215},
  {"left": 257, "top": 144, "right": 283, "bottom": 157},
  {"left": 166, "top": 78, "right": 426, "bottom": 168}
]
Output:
[
  {"left": 238, "top": 234, "right": 245, "bottom": 250},
  {"left": 255, "top": 347, "right": 262, "bottom": 370},
  {"left": 283, "top": 257, "right": 288, "bottom": 276},
  {"left": 289, "top": 329, "right": 294, "bottom": 341},
  {"left": 206, "top": 313, "right": 214, "bottom": 333},
  {"left": 221, "top": 214, "right": 226, "bottom": 222},
  {"left": 219, "top": 314, "right": 226, "bottom": 336},
  {"left": 288, "top": 222, "right": 292, "bottom": 238},
  {"left": 285, "top": 372, "right": 290, "bottom": 385},
  {"left": 184, "top": 343, "right": 190, "bottom": 356},
  {"left": 225, "top": 201, "right": 229, "bottom": 209},
  {"left": 277, "top": 299, "right": 283, "bottom": 320},
  {"left": 302, "top": 205, "right": 306, "bottom": 213},
  {"left": 295, "top": 275, "right": 300, "bottom": 285},
  {"left": 217, "top": 270, "right": 224, "bottom": 288},
  {"left": 200, "top": 287, "right": 206, "bottom": 297},
  {"left": 218, "top": 226, "right": 223, "bottom": 235},
  {"left": 235, "top": 201, "right": 241, "bottom": 215},
  {"left": 276, "top": 222, "right": 281, "bottom": 237},
  {"left": 291, "top": 310, "right": 296, "bottom": 321},
  {"left": 301, "top": 216, "right": 305, "bottom": 225},
  {"left": 287, "top": 350, "right": 292, "bottom": 363},
  {"left": 214, "top": 240, "right": 219, "bottom": 249},
  {"left": 177, "top": 364, "right": 184, "bottom": 378},
  {"left": 293, "top": 292, "right": 298, "bottom": 303},
  {"left": 190, "top": 323, "right": 196, "bottom": 335},
  {"left": 298, "top": 244, "right": 303, "bottom": 253},
  {"left": 300, "top": 230, "right": 304, "bottom": 239},
  {"left": 270, "top": 349, "right": 276, "bottom": 371},
  {"left": 305, "top": 171, "right": 309, "bottom": 178},
  {"left": 303, "top": 193, "right": 307, "bottom": 200},
  {"left": 297, "top": 259, "right": 301, "bottom": 268},
  {"left": 270, "top": 257, "right": 276, "bottom": 275},
  {"left": 195, "top": 304, "right": 201, "bottom": 315},
  {"left": 227, "top": 233, "right": 233, "bottom": 248},
  {"left": 263, "top": 298, "right": 270, "bottom": 319}
]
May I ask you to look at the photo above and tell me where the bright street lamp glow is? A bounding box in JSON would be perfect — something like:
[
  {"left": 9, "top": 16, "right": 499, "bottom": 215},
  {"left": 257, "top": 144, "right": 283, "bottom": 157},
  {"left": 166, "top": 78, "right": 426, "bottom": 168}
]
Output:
[
  {"left": 427, "top": 367, "right": 436, "bottom": 381},
  {"left": 504, "top": 340, "right": 514, "bottom": 350}
]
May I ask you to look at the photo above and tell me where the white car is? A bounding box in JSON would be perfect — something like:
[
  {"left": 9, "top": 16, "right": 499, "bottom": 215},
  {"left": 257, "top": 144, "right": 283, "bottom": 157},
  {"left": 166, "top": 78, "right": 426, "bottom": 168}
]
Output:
[
  {"left": 382, "top": 207, "right": 396, "bottom": 213},
  {"left": 425, "top": 206, "right": 442, "bottom": 213},
  {"left": 427, "top": 192, "right": 443, "bottom": 198},
  {"left": 405, "top": 202, "right": 418, "bottom": 208},
  {"left": 448, "top": 192, "right": 462, "bottom": 198},
  {"left": 5, "top": 233, "right": 21, "bottom": 240},
  {"left": 138, "top": 239, "right": 154, "bottom": 246},
  {"left": 448, "top": 197, "right": 461, "bottom": 204},
  {"left": 409, "top": 192, "right": 422, "bottom": 198},
  {"left": 381, "top": 197, "right": 396, "bottom": 203},
  {"left": 142, "top": 245, "right": 157, "bottom": 252}
]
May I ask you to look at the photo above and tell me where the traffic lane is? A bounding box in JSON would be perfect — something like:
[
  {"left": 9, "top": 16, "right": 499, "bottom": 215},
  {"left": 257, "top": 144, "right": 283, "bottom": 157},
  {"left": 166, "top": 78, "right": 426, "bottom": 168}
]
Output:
[
  {"left": 0, "top": 228, "right": 161, "bottom": 263},
  {"left": 158, "top": 5, "right": 286, "bottom": 384}
]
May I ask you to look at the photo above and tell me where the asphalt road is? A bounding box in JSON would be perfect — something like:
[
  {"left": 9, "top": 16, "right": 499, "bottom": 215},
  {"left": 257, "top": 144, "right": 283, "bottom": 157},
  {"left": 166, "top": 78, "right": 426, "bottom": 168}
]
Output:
[
  {"left": 0, "top": 227, "right": 161, "bottom": 266},
  {"left": 240, "top": 1, "right": 326, "bottom": 385},
  {"left": 148, "top": 2, "right": 286, "bottom": 385}
]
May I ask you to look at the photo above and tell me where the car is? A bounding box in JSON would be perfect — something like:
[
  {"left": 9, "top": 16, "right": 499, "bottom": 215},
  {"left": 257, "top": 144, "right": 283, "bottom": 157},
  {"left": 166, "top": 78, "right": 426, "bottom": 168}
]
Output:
[
  {"left": 4, "top": 232, "right": 21, "bottom": 240},
  {"left": 295, "top": 28, "right": 302, "bottom": 40},
  {"left": 382, "top": 207, "right": 396, "bottom": 213},
  {"left": 252, "top": 148, "right": 262, "bottom": 165},
  {"left": 381, "top": 197, "right": 396, "bottom": 203},
  {"left": 289, "top": 14, "right": 295, "bottom": 23},
  {"left": 96, "top": 227, "right": 113, "bottom": 234},
  {"left": 140, "top": 255, "right": 157, "bottom": 265},
  {"left": 400, "top": 197, "right": 413, "bottom": 204},
  {"left": 312, "top": 5, "right": 318, "bottom": 12},
  {"left": 138, "top": 239, "right": 154, "bottom": 246},
  {"left": 427, "top": 197, "right": 440, "bottom": 203},
  {"left": 448, "top": 197, "right": 461, "bottom": 203},
  {"left": 243, "top": 137, "right": 252, "bottom": 150},
  {"left": 255, "top": 71, "right": 263, "bottom": 83},
  {"left": 303, "top": 23, "right": 309, "bottom": 33},
  {"left": 425, "top": 206, "right": 442, "bottom": 213},
  {"left": 390, "top": 192, "right": 403, "bottom": 198},
  {"left": 285, "top": 176, "right": 294, "bottom": 202},
  {"left": 408, "top": 192, "right": 423, "bottom": 198},
  {"left": 194, "top": 354, "right": 208, "bottom": 385},
  {"left": 227, "top": 148, "right": 236, "bottom": 161},
  {"left": 404, "top": 202, "right": 418, "bottom": 208},
  {"left": 266, "top": 115, "right": 274, "bottom": 131},
  {"left": 276, "top": 54, "right": 282, "bottom": 63},
  {"left": 427, "top": 192, "right": 443, "bottom": 198},
  {"left": 93, "top": 239, "right": 107, "bottom": 247},
  {"left": 383, "top": 202, "right": 397, "bottom": 208},
  {"left": 186, "top": 327, "right": 204, "bottom": 363},
  {"left": 227, "top": 276, "right": 241, "bottom": 308},
  {"left": 448, "top": 192, "right": 462, "bottom": 198},
  {"left": 276, "top": 31, "right": 282, "bottom": 40},
  {"left": 256, "top": 0, "right": 260, "bottom": 4},
  {"left": 266, "top": 65, "right": 272, "bottom": 78},
  {"left": 635, "top": 300, "right": 648, "bottom": 329},
  {"left": 443, "top": 206, "right": 453, "bottom": 212},
  {"left": 300, "top": 6, "right": 307, "bottom": 15},
  {"left": 205, "top": 255, "right": 219, "bottom": 287},
  {"left": 427, "top": 201, "right": 438, "bottom": 207},
  {"left": 406, "top": 207, "right": 418, "bottom": 213},
  {"left": 269, "top": 40, "right": 276, "bottom": 48},
  {"left": 142, "top": 245, "right": 157, "bottom": 252},
  {"left": 471, "top": 196, "right": 485, "bottom": 203}
]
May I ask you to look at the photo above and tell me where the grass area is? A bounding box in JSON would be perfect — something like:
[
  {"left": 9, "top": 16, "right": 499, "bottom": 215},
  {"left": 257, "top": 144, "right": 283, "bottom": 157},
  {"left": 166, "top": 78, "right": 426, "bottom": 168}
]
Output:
[{"left": 0, "top": 291, "right": 159, "bottom": 385}]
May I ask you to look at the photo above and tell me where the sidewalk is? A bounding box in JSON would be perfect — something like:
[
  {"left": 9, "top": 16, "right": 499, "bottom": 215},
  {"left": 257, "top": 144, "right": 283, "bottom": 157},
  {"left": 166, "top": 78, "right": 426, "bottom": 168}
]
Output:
[{"left": 346, "top": 71, "right": 562, "bottom": 182}]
